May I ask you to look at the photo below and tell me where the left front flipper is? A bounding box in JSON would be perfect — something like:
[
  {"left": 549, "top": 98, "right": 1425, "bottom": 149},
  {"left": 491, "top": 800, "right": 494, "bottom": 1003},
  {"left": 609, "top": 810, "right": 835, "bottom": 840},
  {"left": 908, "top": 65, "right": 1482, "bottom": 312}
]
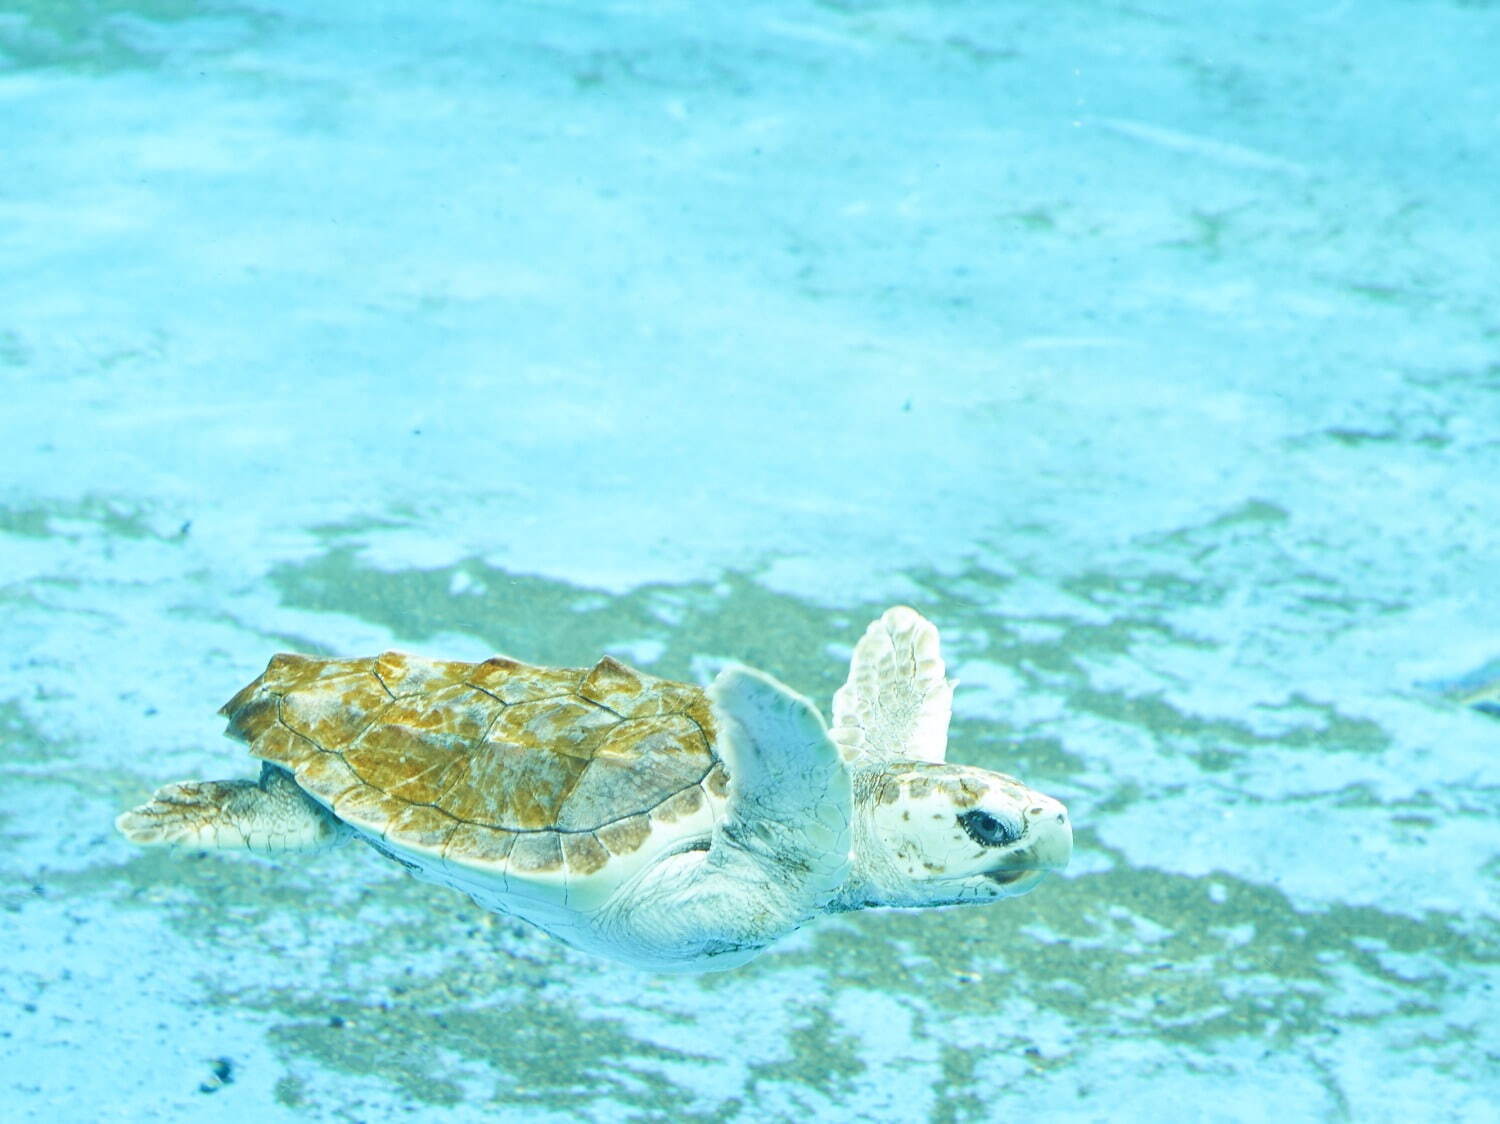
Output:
[
  {"left": 591, "top": 666, "right": 852, "bottom": 971},
  {"left": 710, "top": 665, "right": 852, "bottom": 900}
]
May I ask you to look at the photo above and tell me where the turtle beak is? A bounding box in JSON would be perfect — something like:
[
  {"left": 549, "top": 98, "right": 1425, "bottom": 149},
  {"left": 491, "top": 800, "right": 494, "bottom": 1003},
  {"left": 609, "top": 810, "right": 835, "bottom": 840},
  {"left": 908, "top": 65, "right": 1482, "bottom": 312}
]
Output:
[
  {"left": 1027, "top": 797, "right": 1072, "bottom": 871},
  {"left": 984, "top": 796, "right": 1071, "bottom": 885}
]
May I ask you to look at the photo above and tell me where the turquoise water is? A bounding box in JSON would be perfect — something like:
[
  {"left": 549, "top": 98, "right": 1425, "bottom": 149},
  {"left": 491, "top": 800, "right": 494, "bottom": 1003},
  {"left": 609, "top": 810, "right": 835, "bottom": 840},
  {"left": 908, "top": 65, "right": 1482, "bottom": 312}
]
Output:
[{"left": 2, "top": 1, "right": 1498, "bottom": 1119}]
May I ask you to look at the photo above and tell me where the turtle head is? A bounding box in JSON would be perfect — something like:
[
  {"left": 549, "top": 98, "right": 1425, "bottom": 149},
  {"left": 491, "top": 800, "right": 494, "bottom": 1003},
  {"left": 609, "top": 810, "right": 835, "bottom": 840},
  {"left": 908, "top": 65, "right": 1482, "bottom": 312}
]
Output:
[{"left": 841, "top": 762, "right": 1071, "bottom": 910}]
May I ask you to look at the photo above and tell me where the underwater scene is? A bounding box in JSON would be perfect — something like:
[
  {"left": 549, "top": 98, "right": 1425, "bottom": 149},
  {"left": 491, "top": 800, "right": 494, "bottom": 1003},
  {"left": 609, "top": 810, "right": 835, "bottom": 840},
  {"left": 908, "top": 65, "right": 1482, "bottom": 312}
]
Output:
[{"left": 2, "top": 0, "right": 1497, "bottom": 1120}]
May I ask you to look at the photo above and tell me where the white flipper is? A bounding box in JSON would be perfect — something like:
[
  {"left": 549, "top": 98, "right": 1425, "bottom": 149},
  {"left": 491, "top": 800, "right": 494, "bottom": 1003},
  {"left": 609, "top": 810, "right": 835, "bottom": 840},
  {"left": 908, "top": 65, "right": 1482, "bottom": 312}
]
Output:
[
  {"left": 831, "top": 606, "right": 953, "bottom": 763},
  {"left": 709, "top": 665, "right": 851, "bottom": 891},
  {"left": 116, "top": 763, "right": 348, "bottom": 853},
  {"left": 593, "top": 667, "right": 852, "bottom": 969}
]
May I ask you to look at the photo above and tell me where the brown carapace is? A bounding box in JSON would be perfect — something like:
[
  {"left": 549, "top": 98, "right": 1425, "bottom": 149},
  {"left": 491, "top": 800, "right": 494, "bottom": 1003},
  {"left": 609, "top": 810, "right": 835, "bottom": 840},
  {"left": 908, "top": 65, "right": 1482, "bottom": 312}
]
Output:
[{"left": 221, "top": 651, "right": 729, "bottom": 879}]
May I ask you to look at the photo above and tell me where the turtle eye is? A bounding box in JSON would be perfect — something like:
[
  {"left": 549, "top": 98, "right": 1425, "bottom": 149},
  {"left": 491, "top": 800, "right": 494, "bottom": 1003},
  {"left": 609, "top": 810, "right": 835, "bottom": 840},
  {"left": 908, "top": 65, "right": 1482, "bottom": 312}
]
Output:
[{"left": 959, "top": 809, "right": 1020, "bottom": 847}]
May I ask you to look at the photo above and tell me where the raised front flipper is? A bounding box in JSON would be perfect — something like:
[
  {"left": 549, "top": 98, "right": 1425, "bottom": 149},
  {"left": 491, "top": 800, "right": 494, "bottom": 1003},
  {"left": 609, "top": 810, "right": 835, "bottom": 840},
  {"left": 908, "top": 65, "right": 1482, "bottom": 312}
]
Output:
[{"left": 831, "top": 605, "right": 953, "bottom": 763}]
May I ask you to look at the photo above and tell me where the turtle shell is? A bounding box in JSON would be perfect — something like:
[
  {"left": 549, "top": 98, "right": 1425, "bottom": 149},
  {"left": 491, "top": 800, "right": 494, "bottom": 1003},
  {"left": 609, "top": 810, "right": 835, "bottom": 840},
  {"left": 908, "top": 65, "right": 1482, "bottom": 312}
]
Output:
[{"left": 219, "top": 650, "right": 729, "bottom": 884}]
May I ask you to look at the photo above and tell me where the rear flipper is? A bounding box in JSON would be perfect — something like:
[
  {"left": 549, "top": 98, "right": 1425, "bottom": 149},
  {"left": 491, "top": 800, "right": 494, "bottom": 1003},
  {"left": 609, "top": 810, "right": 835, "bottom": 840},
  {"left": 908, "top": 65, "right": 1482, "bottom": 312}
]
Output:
[{"left": 116, "top": 763, "right": 348, "bottom": 853}]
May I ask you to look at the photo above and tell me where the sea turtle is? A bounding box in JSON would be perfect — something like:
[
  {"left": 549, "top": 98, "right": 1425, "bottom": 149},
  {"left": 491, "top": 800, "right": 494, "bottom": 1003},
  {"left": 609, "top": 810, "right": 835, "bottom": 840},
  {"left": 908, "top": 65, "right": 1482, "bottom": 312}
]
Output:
[{"left": 117, "top": 607, "right": 1071, "bottom": 971}]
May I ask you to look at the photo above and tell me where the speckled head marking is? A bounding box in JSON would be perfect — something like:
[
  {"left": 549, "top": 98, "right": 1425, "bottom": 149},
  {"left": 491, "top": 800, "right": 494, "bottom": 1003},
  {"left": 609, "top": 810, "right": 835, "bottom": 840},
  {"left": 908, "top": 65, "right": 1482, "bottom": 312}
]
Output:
[{"left": 844, "top": 762, "right": 1072, "bottom": 910}]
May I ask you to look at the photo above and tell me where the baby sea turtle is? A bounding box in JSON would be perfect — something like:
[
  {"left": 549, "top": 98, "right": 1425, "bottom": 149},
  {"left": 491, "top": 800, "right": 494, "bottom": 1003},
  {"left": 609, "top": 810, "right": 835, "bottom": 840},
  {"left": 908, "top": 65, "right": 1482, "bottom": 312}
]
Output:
[{"left": 117, "top": 607, "right": 1071, "bottom": 971}]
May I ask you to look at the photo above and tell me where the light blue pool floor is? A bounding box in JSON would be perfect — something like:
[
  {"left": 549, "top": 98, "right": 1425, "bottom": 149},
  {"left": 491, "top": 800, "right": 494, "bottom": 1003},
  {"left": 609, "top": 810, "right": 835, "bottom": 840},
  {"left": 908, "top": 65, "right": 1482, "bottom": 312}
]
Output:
[{"left": 2, "top": 1, "right": 1498, "bottom": 1120}]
